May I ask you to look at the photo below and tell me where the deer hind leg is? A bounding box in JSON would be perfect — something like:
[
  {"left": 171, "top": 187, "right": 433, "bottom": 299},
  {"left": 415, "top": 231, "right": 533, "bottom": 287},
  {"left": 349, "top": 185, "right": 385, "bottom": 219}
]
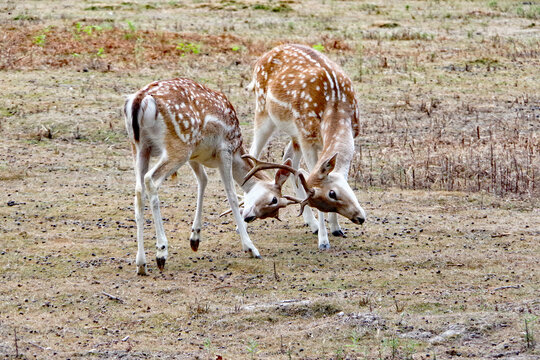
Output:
[
  {"left": 144, "top": 153, "right": 186, "bottom": 272},
  {"left": 283, "top": 140, "right": 318, "bottom": 233},
  {"left": 188, "top": 161, "right": 207, "bottom": 252},
  {"left": 249, "top": 111, "right": 276, "bottom": 158},
  {"left": 218, "top": 150, "right": 261, "bottom": 258},
  {"left": 301, "top": 143, "right": 330, "bottom": 250},
  {"left": 133, "top": 145, "right": 151, "bottom": 275}
]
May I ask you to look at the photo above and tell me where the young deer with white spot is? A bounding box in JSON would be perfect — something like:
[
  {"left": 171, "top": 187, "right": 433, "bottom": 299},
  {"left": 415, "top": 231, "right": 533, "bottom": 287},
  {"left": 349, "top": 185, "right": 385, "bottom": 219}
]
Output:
[
  {"left": 124, "top": 78, "right": 298, "bottom": 275},
  {"left": 247, "top": 44, "right": 366, "bottom": 250}
]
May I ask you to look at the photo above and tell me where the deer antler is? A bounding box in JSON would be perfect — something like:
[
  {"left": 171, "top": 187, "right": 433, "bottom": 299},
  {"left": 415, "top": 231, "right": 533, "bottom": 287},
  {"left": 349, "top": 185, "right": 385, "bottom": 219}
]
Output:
[
  {"left": 296, "top": 173, "right": 314, "bottom": 216},
  {"left": 241, "top": 154, "right": 298, "bottom": 186},
  {"left": 283, "top": 195, "right": 302, "bottom": 204},
  {"left": 241, "top": 155, "right": 315, "bottom": 216},
  {"left": 219, "top": 201, "right": 244, "bottom": 217}
]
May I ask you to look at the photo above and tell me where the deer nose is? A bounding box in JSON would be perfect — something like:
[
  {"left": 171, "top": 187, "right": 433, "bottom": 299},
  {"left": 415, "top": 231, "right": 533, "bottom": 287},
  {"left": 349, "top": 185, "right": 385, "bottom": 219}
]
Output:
[{"left": 244, "top": 216, "right": 256, "bottom": 223}]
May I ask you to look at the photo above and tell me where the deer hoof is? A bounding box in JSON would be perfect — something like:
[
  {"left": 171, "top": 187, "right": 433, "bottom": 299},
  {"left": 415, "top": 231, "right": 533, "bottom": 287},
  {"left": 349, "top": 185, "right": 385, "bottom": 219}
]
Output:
[
  {"left": 332, "top": 230, "right": 346, "bottom": 238},
  {"left": 136, "top": 264, "right": 148, "bottom": 276},
  {"left": 190, "top": 239, "right": 200, "bottom": 252},
  {"left": 318, "top": 243, "right": 331, "bottom": 250},
  {"left": 246, "top": 248, "right": 261, "bottom": 259},
  {"left": 156, "top": 257, "right": 166, "bottom": 271}
]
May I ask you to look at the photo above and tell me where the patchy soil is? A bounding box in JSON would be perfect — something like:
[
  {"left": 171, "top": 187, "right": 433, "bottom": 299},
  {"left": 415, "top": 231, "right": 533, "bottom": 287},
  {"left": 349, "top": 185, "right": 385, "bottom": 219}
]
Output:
[{"left": 0, "top": 0, "right": 539, "bottom": 359}]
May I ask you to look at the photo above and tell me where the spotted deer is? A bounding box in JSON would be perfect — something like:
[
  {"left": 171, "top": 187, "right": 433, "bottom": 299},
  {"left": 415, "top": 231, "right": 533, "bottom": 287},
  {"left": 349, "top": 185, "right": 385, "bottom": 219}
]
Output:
[
  {"left": 247, "top": 44, "right": 366, "bottom": 250},
  {"left": 124, "top": 78, "right": 298, "bottom": 275}
]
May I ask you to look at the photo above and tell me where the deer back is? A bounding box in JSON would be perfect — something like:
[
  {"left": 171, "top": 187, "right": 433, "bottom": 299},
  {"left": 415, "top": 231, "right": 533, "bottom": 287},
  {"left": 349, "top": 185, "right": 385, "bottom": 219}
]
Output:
[
  {"left": 125, "top": 78, "right": 243, "bottom": 163},
  {"left": 250, "top": 44, "right": 361, "bottom": 140}
]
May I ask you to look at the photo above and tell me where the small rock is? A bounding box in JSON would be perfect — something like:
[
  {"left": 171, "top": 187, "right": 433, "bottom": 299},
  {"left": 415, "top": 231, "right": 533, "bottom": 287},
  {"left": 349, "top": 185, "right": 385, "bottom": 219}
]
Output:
[
  {"left": 400, "top": 330, "right": 434, "bottom": 340},
  {"left": 429, "top": 335, "right": 445, "bottom": 345}
]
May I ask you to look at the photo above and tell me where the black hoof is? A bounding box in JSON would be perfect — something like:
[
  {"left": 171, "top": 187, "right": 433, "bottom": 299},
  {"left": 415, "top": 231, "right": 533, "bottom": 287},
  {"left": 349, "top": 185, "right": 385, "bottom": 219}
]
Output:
[
  {"left": 319, "top": 243, "right": 331, "bottom": 250},
  {"left": 190, "top": 239, "right": 200, "bottom": 252},
  {"left": 156, "top": 257, "right": 166, "bottom": 272},
  {"left": 255, "top": 255, "right": 262, "bottom": 259},
  {"left": 332, "top": 230, "right": 346, "bottom": 238},
  {"left": 312, "top": 229, "right": 319, "bottom": 235}
]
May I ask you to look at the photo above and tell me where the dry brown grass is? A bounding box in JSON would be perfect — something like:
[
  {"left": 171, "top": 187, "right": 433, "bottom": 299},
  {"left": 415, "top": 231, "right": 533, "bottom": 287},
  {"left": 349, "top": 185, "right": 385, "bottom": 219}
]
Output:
[
  {"left": 0, "top": 0, "right": 539, "bottom": 359},
  {"left": 0, "top": 24, "right": 352, "bottom": 72}
]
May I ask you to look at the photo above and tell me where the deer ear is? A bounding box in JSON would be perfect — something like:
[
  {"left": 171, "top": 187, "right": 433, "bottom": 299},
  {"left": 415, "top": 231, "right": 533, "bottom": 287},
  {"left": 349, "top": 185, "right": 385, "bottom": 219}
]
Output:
[
  {"left": 275, "top": 158, "right": 293, "bottom": 187},
  {"left": 317, "top": 153, "right": 338, "bottom": 178}
]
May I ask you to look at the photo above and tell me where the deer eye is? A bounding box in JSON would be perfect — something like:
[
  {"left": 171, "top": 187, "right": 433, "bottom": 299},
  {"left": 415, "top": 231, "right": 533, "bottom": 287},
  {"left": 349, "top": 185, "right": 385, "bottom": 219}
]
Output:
[
  {"left": 329, "top": 190, "right": 337, "bottom": 200},
  {"left": 270, "top": 197, "right": 278, "bottom": 205}
]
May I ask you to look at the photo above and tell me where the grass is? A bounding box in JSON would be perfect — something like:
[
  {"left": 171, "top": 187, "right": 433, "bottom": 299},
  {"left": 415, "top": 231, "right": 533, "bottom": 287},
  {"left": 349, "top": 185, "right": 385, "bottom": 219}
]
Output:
[{"left": 0, "top": 0, "right": 538, "bottom": 358}]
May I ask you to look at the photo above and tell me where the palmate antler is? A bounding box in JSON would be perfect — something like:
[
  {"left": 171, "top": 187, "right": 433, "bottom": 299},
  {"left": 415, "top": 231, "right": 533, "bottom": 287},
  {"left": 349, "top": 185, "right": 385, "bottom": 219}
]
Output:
[{"left": 241, "top": 155, "right": 315, "bottom": 216}]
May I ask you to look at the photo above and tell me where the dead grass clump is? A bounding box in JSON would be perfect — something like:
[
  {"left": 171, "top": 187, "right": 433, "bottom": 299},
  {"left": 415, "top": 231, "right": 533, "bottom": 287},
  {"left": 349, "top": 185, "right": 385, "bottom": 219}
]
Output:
[
  {"left": 320, "top": 36, "right": 353, "bottom": 52},
  {"left": 389, "top": 29, "right": 434, "bottom": 41},
  {"left": 0, "top": 169, "right": 27, "bottom": 181},
  {"left": 0, "top": 24, "right": 353, "bottom": 71},
  {"left": 352, "top": 103, "right": 539, "bottom": 198},
  {"left": 279, "top": 301, "right": 341, "bottom": 318}
]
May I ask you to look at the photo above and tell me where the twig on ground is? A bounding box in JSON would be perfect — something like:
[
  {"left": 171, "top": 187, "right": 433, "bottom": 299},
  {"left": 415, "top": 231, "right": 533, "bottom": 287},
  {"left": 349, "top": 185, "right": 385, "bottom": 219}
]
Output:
[
  {"left": 491, "top": 233, "right": 510, "bottom": 238},
  {"left": 101, "top": 291, "right": 124, "bottom": 303},
  {"left": 14, "top": 327, "right": 19, "bottom": 358},
  {"left": 274, "top": 261, "right": 280, "bottom": 282},
  {"left": 28, "top": 341, "right": 52, "bottom": 351}
]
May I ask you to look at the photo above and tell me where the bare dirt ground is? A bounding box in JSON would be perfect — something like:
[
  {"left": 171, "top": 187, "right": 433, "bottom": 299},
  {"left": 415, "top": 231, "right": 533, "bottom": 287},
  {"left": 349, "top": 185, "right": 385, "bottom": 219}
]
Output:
[{"left": 0, "top": 0, "right": 539, "bottom": 359}]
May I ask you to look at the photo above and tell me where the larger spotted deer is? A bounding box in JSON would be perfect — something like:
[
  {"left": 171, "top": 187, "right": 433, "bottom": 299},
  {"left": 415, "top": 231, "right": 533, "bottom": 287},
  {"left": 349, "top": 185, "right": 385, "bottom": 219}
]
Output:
[
  {"left": 247, "top": 44, "right": 366, "bottom": 250},
  {"left": 124, "top": 78, "right": 298, "bottom": 275}
]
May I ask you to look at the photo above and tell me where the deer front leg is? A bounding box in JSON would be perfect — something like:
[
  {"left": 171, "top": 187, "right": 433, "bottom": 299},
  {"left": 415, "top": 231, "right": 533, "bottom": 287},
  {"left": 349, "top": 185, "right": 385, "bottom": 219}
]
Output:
[
  {"left": 301, "top": 142, "right": 330, "bottom": 249},
  {"left": 218, "top": 151, "right": 261, "bottom": 258},
  {"left": 283, "top": 140, "right": 319, "bottom": 233},
  {"left": 328, "top": 212, "right": 345, "bottom": 237},
  {"left": 249, "top": 112, "right": 276, "bottom": 157},
  {"left": 317, "top": 210, "right": 330, "bottom": 249},
  {"left": 188, "top": 161, "right": 207, "bottom": 252}
]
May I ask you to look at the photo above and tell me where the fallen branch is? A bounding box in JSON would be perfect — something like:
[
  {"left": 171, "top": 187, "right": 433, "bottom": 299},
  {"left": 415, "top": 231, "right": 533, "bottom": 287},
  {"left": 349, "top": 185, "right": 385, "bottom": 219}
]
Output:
[
  {"left": 101, "top": 291, "right": 124, "bottom": 303},
  {"left": 28, "top": 341, "right": 52, "bottom": 351},
  {"left": 493, "top": 285, "right": 522, "bottom": 291}
]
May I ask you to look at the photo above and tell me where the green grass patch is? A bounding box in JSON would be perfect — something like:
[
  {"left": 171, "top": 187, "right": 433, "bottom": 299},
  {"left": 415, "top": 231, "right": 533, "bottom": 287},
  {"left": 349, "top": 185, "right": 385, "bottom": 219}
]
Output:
[
  {"left": 252, "top": 2, "right": 292, "bottom": 12},
  {"left": 378, "top": 22, "right": 400, "bottom": 28},
  {"left": 279, "top": 301, "right": 342, "bottom": 318},
  {"left": 409, "top": 302, "right": 443, "bottom": 314}
]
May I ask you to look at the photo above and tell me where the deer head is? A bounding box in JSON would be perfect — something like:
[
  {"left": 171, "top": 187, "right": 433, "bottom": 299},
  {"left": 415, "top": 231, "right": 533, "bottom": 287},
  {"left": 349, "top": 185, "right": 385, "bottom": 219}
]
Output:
[
  {"left": 242, "top": 158, "right": 300, "bottom": 222},
  {"left": 222, "top": 155, "right": 301, "bottom": 222},
  {"left": 300, "top": 154, "right": 366, "bottom": 225},
  {"left": 245, "top": 154, "right": 366, "bottom": 225}
]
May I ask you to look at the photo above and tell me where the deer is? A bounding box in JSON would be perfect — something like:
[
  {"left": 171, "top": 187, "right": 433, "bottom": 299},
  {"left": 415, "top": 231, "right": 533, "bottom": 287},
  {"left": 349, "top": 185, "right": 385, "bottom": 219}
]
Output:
[
  {"left": 123, "top": 78, "right": 299, "bottom": 275},
  {"left": 246, "top": 44, "right": 367, "bottom": 250}
]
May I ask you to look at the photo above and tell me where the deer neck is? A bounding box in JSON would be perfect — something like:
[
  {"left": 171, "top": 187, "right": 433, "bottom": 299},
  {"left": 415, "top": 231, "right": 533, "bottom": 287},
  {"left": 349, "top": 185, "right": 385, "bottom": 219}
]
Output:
[
  {"left": 232, "top": 146, "right": 270, "bottom": 192},
  {"left": 317, "top": 114, "right": 355, "bottom": 176}
]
